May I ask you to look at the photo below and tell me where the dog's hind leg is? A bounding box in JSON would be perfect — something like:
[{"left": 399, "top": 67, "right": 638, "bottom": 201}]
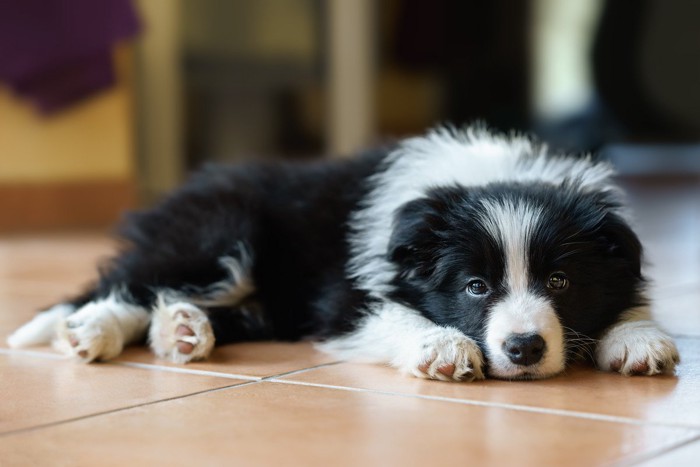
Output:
[
  {"left": 147, "top": 297, "right": 270, "bottom": 364},
  {"left": 9, "top": 169, "right": 264, "bottom": 362},
  {"left": 9, "top": 245, "right": 258, "bottom": 364},
  {"left": 8, "top": 288, "right": 152, "bottom": 363},
  {"left": 148, "top": 298, "right": 214, "bottom": 363},
  {"left": 7, "top": 291, "right": 94, "bottom": 350},
  {"left": 146, "top": 250, "right": 261, "bottom": 363},
  {"left": 55, "top": 290, "right": 152, "bottom": 362}
]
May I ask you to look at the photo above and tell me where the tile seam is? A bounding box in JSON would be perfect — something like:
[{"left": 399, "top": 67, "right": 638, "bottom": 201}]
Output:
[
  {"left": 0, "top": 380, "right": 260, "bottom": 438},
  {"left": 0, "top": 347, "right": 65, "bottom": 360},
  {"left": 0, "top": 347, "right": 343, "bottom": 382},
  {"left": 111, "top": 360, "right": 261, "bottom": 381},
  {"left": 259, "top": 361, "right": 344, "bottom": 381},
  {"left": 266, "top": 378, "right": 700, "bottom": 431}
]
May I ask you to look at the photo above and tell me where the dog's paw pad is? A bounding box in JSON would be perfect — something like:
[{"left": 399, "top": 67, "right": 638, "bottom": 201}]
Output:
[
  {"left": 149, "top": 302, "right": 215, "bottom": 364},
  {"left": 596, "top": 321, "right": 679, "bottom": 376},
  {"left": 437, "top": 363, "right": 456, "bottom": 377},
  {"left": 174, "top": 324, "right": 196, "bottom": 354},
  {"left": 407, "top": 332, "right": 485, "bottom": 382}
]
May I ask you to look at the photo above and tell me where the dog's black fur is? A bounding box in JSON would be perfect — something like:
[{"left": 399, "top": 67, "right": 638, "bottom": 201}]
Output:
[{"left": 78, "top": 150, "right": 385, "bottom": 343}]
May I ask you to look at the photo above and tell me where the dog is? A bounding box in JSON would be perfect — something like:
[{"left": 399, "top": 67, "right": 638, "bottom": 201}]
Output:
[{"left": 7, "top": 126, "right": 679, "bottom": 381}]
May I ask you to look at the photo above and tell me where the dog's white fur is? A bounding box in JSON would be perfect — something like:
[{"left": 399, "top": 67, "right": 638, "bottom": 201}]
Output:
[
  {"left": 54, "top": 293, "right": 150, "bottom": 361},
  {"left": 596, "top": 306, "right": 679, "bottom": 375},
  {"left": 476, "top": 199, "right": 566, "bottom": 378},
  {"left": 318, "top": 302, "right": 485, "bottom": 381}
]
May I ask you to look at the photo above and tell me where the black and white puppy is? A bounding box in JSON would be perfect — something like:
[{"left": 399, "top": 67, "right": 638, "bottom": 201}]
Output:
[{"left": 8, "top": 126, "right": 679, "bottom": 381}]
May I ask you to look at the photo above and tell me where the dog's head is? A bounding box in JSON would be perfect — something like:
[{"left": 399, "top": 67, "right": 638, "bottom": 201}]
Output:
[{"left": 387, "top": 182, "right": 644, "bottom": 379}]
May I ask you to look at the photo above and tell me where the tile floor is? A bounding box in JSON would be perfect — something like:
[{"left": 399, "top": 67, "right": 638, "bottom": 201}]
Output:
[{"left": 1, "top": 178, "right": 699, "bottom": 466}]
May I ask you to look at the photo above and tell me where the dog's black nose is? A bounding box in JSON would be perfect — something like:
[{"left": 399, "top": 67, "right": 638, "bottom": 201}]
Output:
[{"left": 503, "top": 333, "right": 545, "bottom": 366}]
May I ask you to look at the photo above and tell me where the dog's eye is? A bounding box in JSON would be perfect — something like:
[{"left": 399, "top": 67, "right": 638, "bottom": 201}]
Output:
[
  {"left": 547, "top": 272, "right": 569, "bottom": 291},
  {"left": 466, "top": 279, "right": 489, "bottom": 296}
]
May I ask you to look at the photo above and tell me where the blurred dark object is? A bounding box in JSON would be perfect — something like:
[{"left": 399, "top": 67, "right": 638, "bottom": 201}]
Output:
[
  {"left": 530, "top": 0, "right": 700, "bottom": 155},
  {"left": 0, "top": 0, "right": 139, "bottom": 113},
  {"left": 601, "top": 144, "right": 700, "bottom": 176},
  {"left": 593, "top": 0, "right": 700, "bottom": 142},
  {"left": 392, "top": 0, "right": 531, "bottom": 132},
  {"left": 180, "top": 0, "right": 323, "bottom": 168}
]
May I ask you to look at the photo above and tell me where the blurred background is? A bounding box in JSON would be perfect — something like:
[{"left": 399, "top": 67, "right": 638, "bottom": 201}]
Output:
[{"left": 0, "top": 0, "right": 699, "bottom": 232}]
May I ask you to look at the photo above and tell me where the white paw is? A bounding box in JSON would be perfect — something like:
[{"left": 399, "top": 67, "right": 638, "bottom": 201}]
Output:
[
  {"left": 149, "top": 301, "right": 215, "bottom": 364},
  {"left": 400, "top": 329, "right": 485, "bottom": 382},
  {"left": 56, "top": 303, "right": 126, "bottom": 362},
  {"left": 596, "top": 321, "right": 680, "bottom": 376}
]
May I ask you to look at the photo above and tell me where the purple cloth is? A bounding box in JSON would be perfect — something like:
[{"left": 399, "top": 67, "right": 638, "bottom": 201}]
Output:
[{"left": 0, "top": 0, "right": 139, "bottom": 113}]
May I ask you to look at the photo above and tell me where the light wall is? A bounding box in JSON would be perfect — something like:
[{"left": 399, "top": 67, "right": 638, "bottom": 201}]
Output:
[
  {"left": 0, "top": 47, "right": 135, "bottom": 183},
  {"left": 0, "top": 47, "right": 136, "bottom": 231}
]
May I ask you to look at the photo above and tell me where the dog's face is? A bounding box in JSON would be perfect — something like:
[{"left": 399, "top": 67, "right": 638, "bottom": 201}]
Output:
[{"left": 388, "top": 183, "right": 644, "bottom": 380}]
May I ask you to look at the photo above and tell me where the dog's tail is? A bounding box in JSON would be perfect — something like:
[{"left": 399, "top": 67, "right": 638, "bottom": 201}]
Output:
[{"left": 6, "top": 303, "right": 75, "bottom": 348}]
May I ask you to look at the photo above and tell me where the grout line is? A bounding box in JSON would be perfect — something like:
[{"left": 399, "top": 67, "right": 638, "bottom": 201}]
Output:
[
  {"left": 266, "top": 378, "right": 700, "bottom": 431},
  {"left": 0, "top": 380, "right": 260, "bottom": 438},
  {"left": 617, "top": 432, "right": 700, "bottom": 467},
  {"left": 0, "top": 347, "right": 341, "bottom": 382},
  {"left": 259, "top": 361, "right": 344, "bottom": 381},
  {"left": 111, "top": 360, "right": 261, "bottom": 381},
  {"left": 0, "top": 347, "right": 65, "bottom": 360},
  {"left": 110, "top": 359, "right": 343, "bottom": 382}
]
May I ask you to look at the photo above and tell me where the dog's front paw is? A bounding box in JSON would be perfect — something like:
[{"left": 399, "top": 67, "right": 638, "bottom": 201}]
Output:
[
  {"left": 56, "top": 304, "right": 125, "bottom": 362},
  {"left": 596, "top": 321, "right": 679, "bottom": 376},
  {"left": 149, "top": 301, "right": 215, "bottom": 364},
  {"left": 402, "top": 329, "right": 485, "bottom": 382}
]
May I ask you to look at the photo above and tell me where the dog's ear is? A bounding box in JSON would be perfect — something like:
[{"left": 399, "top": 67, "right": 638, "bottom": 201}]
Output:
[
  {"left": 388, "top": 197, "right": 448, "bottom": 280},
  {"left": 597, "top": 212, "right": 643, "bottom": 280}
]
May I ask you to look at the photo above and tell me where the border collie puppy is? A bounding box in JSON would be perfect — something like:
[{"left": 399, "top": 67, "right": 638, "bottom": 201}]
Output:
[{"left": 8, "top": 126, "right": 679, "bottom": 381}]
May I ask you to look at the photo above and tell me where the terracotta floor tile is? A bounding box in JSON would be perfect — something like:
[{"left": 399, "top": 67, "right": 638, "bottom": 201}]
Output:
[
  {"left": 0, "top": 233, "right": 113, "bottom": 347},
  {"left": 1, "top": 382, "right": 697, "bottom": 467},
  {"left": 0, "top": 352, "right": 245, "bottom": 434},
  {"left": 116, "top": 341, "right": 339, "bottom": 378},
  {"left": 283, "top": 337, "right": 700, "bottom": 429},
  {"left": 0, "top": 233, "right": 113, "bottom": 281}
]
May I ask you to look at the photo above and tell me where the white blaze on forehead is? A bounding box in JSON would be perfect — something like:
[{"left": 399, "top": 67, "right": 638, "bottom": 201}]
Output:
[
  {"left": 477, "top": 199, "right": 543, "bottom": 293},
  {"left": 477, "top": 201, "right": 566, "bottom": 379}
]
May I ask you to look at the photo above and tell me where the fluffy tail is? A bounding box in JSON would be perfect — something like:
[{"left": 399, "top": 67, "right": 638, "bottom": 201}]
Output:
[{"left": 6, "top": 304, "right": 75, "bottom": 348}]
